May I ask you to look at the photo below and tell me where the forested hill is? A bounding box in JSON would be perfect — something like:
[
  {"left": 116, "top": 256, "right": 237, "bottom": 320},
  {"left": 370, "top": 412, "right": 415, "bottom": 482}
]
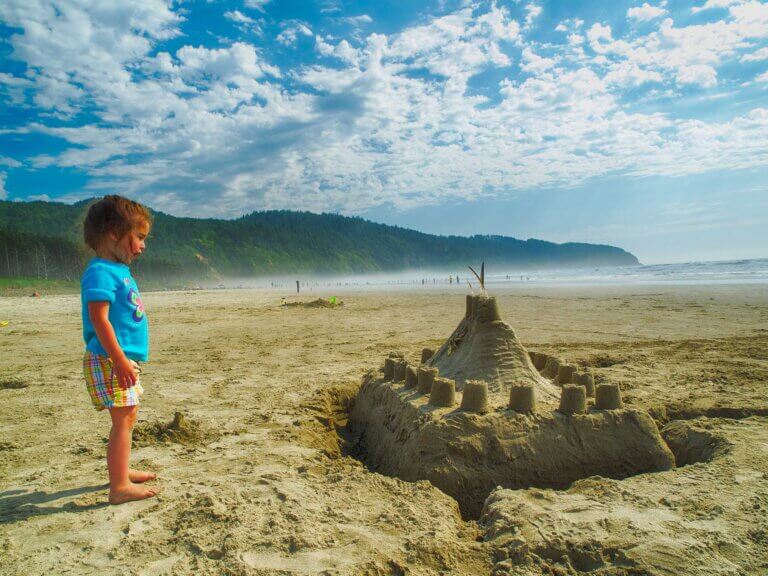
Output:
[{"left": 0, "top": 199, "right": 639, "bottom": 281}]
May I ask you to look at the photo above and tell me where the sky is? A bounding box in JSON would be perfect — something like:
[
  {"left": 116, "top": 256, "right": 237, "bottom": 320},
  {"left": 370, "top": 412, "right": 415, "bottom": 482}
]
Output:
[{"left": 0, "top": 0, "right": 767, "bottom": 264}]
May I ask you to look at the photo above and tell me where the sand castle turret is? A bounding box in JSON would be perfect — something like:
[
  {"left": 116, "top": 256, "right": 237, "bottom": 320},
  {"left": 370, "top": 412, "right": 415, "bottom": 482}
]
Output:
[
  {"left": 558, "top": 384, "right": 587, "bottom": 414},
  {"left": 509, "top": 383, "right": 536, "bottom": 413},
  {"left": 596, "top": 383, "right": 623, "bottom": 409},
  {"left": 383, "top": 358, "right": 395, "bottom": 380},
  {"left": 417, "top": 367, "right": 437, "bottom": 394},
  {"left": 405, "top": 366, "right": 418, "bottom": 389},
  {"left": 572, "top": 371, "right": 595, "bottom": 396},
  {"left": 555, "top": 364, "right": 576, "bottom": 386},
  {"left": 394, "top": 360, "right": 407, "bottom": 382},
  {"left": 460, "top": 380, "right": 489, "bottom": 414},
  {"left": 429, "top": 378, "right": 456, "bottom": 407}
]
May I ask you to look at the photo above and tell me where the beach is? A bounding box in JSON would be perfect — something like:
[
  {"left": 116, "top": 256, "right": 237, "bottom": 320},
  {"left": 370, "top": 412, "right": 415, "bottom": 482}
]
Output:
[{"left": 1, "top": 283, "right": 767, "bottom": 575}]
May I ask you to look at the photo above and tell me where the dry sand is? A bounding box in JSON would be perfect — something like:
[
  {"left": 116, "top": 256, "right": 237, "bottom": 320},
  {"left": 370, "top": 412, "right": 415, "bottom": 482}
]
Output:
[{"left": 1, "top": 284, "right": 767, "bottom": 575}]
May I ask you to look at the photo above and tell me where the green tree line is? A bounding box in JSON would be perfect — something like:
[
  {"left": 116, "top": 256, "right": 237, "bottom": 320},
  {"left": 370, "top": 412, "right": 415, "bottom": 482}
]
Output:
[{"left": 0, "top": 199, "right": 639, "bottom": 281}]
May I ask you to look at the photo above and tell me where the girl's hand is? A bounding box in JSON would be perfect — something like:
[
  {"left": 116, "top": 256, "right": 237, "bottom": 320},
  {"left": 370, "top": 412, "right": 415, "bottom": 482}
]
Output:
[{"left": 113, "top": 356, "right": 138, "bottom": 389}]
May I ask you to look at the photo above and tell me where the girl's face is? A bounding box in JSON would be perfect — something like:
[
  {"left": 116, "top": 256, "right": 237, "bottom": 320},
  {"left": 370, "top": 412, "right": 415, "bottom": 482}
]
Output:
[{"left": 109, "top": 220, "right": 150, "bottom": 265}]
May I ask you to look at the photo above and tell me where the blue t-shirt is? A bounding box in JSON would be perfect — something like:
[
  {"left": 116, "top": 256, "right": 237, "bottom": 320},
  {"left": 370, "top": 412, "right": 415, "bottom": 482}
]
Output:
[{"left": 81, "top": 258, "right": 149, "bottom": 361}]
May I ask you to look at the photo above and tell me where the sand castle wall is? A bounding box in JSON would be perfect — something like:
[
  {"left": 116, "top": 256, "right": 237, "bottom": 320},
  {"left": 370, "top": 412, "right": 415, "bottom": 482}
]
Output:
[{"left": 350, "top": 373, "right": 674, "bottom": 518}]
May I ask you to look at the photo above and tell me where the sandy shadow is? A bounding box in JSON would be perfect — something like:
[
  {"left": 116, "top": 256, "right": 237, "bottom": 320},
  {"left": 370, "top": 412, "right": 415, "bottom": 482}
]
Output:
[{"left": 0, "top": 484, "right": 107, "bottom": 523}]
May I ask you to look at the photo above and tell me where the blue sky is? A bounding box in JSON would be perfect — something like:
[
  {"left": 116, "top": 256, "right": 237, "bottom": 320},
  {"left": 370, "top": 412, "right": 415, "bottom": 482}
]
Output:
[{"left": 1, "top": 0, "right": 767, "bottom": 264}]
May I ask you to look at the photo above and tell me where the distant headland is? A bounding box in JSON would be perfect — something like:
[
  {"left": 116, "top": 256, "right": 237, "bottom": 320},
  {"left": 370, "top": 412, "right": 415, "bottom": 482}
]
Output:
[{"left": 0, "top": 199, "right": 639, "bottom": 282}]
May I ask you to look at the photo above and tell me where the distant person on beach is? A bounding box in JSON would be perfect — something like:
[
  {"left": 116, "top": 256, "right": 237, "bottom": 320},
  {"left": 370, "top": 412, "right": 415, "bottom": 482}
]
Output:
[{"left": 80, "top": 195, "right": 159, "bottom": 504}]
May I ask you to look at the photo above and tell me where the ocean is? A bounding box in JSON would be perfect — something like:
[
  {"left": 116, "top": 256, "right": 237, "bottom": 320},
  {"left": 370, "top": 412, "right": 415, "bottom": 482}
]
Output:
[{"left": 488, "top": 258, "right": 768, "bottom": 286}]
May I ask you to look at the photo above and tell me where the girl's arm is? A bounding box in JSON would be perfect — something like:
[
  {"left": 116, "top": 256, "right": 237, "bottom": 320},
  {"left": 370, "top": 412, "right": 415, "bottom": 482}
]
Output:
[{"left": 88, "top": 301, "right": 138, "bottom": 389}]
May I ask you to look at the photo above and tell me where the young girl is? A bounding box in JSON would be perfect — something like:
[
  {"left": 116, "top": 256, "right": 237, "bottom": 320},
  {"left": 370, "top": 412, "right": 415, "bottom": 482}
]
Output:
[{"left": 81, "top": 195, "right": 159, "bottom": 504}]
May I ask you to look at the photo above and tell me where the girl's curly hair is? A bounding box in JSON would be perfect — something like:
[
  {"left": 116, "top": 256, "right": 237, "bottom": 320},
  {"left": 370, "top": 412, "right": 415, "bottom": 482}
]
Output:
[{"left": 83, "top": 195, "right": 152, "bottom": 250}]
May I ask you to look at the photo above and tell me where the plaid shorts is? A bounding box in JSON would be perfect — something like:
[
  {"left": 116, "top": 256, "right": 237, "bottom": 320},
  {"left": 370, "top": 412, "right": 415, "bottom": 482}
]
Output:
[{"left": 83, "top": 351, "right": 144, "bottom": 411}]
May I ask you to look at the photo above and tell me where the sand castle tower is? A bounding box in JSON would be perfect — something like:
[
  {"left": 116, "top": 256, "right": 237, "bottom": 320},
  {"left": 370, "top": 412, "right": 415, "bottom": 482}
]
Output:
[
  {"left": 425, "top": 294, "right": 559, "bottom": 403},
  {"left": 350, "top": 285, "right": 675, "bottom": 518}
]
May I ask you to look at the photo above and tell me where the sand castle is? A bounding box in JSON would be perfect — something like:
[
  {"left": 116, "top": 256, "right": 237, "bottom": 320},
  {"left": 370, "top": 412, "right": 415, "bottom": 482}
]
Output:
[{"left": 350, "top": 293, "right": 675, "bottom": 518}]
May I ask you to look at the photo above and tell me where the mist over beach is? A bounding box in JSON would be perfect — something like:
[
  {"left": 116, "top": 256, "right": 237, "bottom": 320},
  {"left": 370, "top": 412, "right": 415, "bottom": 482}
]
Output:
[
  {"left": 1, "top": 0, "right": 768, "bottom": 575},
  {"left": 209, "top": 258, "right": 768, "bottom": 291}
]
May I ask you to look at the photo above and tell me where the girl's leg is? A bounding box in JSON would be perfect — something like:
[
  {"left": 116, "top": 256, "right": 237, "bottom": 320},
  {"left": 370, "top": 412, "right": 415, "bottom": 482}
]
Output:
[{"left": 107, "top": 406, "right": 158, "bottom": 504}]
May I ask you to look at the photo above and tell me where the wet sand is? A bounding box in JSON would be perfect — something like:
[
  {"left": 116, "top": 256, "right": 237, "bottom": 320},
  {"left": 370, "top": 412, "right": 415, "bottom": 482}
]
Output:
[{"left": 1, "top": 284, "right": 767, "bottom": 575}]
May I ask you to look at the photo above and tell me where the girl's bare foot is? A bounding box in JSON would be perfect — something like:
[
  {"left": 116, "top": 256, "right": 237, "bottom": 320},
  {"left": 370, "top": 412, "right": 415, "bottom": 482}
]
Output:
[
  {"left": 109, "top": 483, "right": 159, "bottom": 505},
  {"left": 129, "top": 469, "right": 157, "bottom": 483}
]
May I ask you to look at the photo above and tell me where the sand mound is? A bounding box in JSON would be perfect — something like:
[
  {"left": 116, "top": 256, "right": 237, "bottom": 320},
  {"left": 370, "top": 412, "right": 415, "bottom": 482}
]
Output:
[
  {"left": 481, "top": 418, "right": 768, "bottom": 575},
  {"left": 0, "top": 378, "right": 29, "bottom": 390},
  {"left": 283, "top": 298, "right": 343, "bottom": 309},
  {"left": 349, "top": 294, "right": 674, "bottom": 518},
  {"left": 133, "top": 412, "right": 215, "bottom": 446}
]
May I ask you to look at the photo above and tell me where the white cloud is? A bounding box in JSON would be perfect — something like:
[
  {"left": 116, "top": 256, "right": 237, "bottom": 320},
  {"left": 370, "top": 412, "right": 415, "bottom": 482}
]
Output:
[
  {"left": 580, "top": 6, "right": 768, "bottom": 95},
  {"left": 225, "top": 9, "right": 261, "bottom": 34},
  {"left": 277, "top": 22, "right": 313, "bottom": 46},
  {"left": 0, "top": 157, "right": 22, "bottom": 168},
  {"left": 755, "top": 70, "right": 768, "bottom": 82},
  {"left": 587, "top": 23, "right": 615, "bottom": 53},
  {"left": 692, "top": 0, "right": 745, "bottom": 14},
  {"left": 676, "top": 64, "right": 718, "bottom": 87},
  {"left": 315, "top": 36, "right": 361, "bottom": 65},
  {"left": 524, "top": 3, "right": 542, "bottom": 29},
  {"left": 0, "top": 172, "right": 6, "bottom": 200},
  {"left": 387, "top": 5, "right": 519, "bottom": 80},
  {"left": 1, "top": 0, "right": 768, "bottom": 217},
  {"left": 520, "top": 47, "right": 556, "bottom": 73},
  {"left": 604, "top": 62, "right": 663, "bottom": 86},
  {"left": 0, "top": 0, "right": 182, "bottom": 116},
  {"left": 741, "top": 47, "right": 768, "bottom": 62},
  {"left": 627, "top": 3, "right": 668, "bottom": 22},
  {"left": 340, "top": 14, "right": 373, "bottom": 26},
  {"left": 225, "top": 10, "right": 255, "bottom": 24},
  {"left": 243, "top": 0, "right": 271, "bottom": 13},
  {"left": 176, "top": 43, "right": 273, "bottom": 83},
  {"left": 555, "top": 18, "right": 584, "bottom": 33}
]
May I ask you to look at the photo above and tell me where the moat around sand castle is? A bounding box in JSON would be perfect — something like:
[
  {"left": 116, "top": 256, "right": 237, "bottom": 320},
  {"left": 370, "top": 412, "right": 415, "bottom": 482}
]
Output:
[{"left": 349, "top": 291, "right": 675, "bottom": 518}]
